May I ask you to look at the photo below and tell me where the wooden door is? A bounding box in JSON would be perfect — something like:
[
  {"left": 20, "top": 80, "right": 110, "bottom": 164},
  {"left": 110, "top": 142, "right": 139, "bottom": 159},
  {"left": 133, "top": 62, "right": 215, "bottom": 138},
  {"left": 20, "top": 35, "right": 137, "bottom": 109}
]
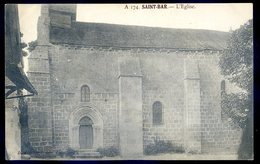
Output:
[{"left": 79, "top": 125, "right": 93, "bottom": 149}]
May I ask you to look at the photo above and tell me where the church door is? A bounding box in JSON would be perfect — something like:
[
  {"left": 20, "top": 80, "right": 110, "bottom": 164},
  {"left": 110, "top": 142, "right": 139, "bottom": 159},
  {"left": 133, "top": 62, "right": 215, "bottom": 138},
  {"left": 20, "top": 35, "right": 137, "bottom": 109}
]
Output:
[{"left": 79, "top": 116, "right": 93, "bottom": 149}]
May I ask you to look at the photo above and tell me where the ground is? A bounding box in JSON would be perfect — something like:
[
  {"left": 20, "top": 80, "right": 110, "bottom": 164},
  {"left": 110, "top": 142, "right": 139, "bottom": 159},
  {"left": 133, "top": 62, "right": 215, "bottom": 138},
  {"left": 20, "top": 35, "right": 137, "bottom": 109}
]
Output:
[{"left": 28, "top": 153, "right": 238, "bottom": 160}]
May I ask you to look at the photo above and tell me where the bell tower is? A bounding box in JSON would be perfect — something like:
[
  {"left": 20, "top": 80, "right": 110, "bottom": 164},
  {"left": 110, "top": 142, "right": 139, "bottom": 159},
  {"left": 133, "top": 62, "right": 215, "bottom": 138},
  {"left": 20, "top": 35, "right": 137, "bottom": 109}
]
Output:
[
  {"left": 37, "top": 4, "right": 77, "bottom": 45},
  {"left": 27, "top": 4, "right": 77, "bottom": 153},
  {"left": 48, "top": 4, "right": 77, "bottom": 28}
]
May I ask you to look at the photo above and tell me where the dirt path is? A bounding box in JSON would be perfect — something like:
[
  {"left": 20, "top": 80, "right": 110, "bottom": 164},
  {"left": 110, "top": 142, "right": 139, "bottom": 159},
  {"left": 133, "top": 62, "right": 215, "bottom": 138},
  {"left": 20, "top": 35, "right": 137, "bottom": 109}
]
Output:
[{"left": 28, "top": 153, "right": 238, "bottom": 160}]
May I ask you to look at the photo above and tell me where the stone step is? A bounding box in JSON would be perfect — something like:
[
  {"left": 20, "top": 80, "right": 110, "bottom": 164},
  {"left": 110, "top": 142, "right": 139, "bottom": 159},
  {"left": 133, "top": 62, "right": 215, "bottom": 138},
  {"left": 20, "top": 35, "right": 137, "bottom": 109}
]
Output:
[
  {"left": 77, "top": 149, "right": 97, "bottom": 152},
  {"left": 75, "top": 151, "right": 102, "bottom": 158}
]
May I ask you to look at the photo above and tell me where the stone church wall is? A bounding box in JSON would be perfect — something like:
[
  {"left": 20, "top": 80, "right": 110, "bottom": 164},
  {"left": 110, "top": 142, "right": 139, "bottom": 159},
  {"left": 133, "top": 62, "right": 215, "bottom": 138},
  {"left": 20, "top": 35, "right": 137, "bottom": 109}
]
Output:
[
  {"left": 198, "top": 55, "right": 242, "bottom": 154},
  {"left": 25, "top": 4, "right": 243, "bottom": 155},
  {"left": 140, "top": 52, "right": 185, "bottom": 149},
  {"left": 139, "top": 50, "right": 240, "bottom": 153},
  {"left": 138, "top": 50, "right": 241, "bottom": 153},
  {"left": 27, "top": 43, "right": 242, "bottom": 154},
  {"left": 49, "top": 92, "right": 119, "bottom": 150},
  {"left": 47, "top": 45, "right": 119, "bottom": 150}
]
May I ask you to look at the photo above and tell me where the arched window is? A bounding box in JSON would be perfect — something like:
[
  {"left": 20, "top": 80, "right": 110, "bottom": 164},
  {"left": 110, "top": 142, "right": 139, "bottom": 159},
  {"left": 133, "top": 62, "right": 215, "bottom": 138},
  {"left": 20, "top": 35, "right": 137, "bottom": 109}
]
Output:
[
  {"left": 221, "top": 80, "right": 226, "bottom": 95},
  {"left": 81, "top": 85, "right": 90, "bottom": 102},
  {"left": 153, "top": 101, "right": 163, "bottom": 125}
]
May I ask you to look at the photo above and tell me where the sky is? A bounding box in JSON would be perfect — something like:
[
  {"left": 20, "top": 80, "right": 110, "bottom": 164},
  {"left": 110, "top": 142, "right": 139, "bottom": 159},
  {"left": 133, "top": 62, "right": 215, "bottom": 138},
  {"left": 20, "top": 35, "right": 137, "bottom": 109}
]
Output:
[{"left": 18, "top": 3, "right": 253, "bottom": 44}]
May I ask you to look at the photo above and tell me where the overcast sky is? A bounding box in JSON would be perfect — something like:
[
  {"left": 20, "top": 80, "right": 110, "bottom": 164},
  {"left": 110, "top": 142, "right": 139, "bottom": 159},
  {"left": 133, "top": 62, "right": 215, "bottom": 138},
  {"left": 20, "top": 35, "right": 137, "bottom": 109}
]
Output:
[{"left": 18, "top": 4, "right": 252, "bottom": 44}]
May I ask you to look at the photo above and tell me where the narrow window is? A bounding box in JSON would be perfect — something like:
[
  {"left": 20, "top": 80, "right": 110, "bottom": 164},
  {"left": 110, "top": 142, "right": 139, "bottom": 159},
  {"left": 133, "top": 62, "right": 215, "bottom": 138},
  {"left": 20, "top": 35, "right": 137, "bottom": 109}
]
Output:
[
  {"left": 221, "top": 80, "right": 226, "bottom": 95},
  {"left": 153, "top": 101, "right": 163, "bottom": 125},
  {"left": 81, "top": 85, "right": 90, "bottom": 102}
]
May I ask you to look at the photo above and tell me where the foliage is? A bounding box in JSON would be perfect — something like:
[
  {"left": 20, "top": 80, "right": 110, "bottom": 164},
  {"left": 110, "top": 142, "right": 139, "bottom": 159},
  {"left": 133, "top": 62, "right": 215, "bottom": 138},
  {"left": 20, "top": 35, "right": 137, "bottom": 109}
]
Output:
[
  {"left": 28, "top": 40, "right": 38, "bottom": 52},
  {"left": 20, "top": 33, "right": 38, "bottom": 56},
  {"left": 56, "top": 149, "right": 66, "bottom": 157},
  {"left": 55, "top": 147, "right": 77, "bottom": 158},
  {"left": 20, "top": 32, "right": 29, "bottom": 57},
  {"left": 237, "top": 111, "right": 253, "bottom": 159},
  {"left": 20, "top": 42, "right": 27, "bottom": 49},
  {"left": 19, "top": 96, "right": 28, "bottom": 127},
  {"left": 24, "top": 146, "right": 70, "bottom": 159},
  {"left": 144, "top": 138, "right": 184, "bottom": 155},
  {"left": 221, "top": 93, "right": 250, "bottom": 128},
  {"left": 219, "top": 19, "right": 253, "bottom": 94},
  {"left": 22, "top": 50, "right": 29, "bottom": 57},
  {"left": 96, "top": 146, "right": 119, "bottom": 157},
  {"left": 18, "top": 92, "right": 33, "bottom": 155},
  {"left": 218, "top": 19, "right": 253, "bottom": 159},
  {"left": 65, "top": 147, "right": 77, "bottom": 157},
  {"left": 21, "top": 142, "right": 37, "bottom": 155},
  {"left": 31, "top": 152, "right": 56, "bottom": 159}
]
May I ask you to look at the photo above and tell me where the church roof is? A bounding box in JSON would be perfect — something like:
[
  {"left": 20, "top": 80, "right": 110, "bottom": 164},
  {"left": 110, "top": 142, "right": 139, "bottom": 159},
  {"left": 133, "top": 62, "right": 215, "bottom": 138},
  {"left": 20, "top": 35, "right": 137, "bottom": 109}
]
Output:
[{"left": 50, "top": 22, "right": 230, "bottom": 50}]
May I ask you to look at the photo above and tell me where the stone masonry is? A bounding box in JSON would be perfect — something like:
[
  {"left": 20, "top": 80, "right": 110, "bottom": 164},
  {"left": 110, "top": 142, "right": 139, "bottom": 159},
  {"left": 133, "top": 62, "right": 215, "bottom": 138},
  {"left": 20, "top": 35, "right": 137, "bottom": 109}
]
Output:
[{"left": 27, "top": 4, "right": 242, "bottom": 157}]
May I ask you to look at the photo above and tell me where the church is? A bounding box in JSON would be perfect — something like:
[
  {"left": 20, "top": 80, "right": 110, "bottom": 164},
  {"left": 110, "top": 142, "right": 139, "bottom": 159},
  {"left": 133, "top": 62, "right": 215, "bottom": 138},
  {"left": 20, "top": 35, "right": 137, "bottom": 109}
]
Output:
[{"left": 27, "top": 4, "right": 242, "bottom": 158}]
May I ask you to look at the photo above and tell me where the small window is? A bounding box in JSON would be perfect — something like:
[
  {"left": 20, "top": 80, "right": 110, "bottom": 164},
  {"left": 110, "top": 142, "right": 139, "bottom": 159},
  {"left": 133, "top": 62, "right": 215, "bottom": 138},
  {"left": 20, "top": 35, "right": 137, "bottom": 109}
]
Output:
[
  {"left": 221, "top": 80, "right": 226, "bottom": 95},
  {"left": 81, "top": 85, "right": 90, "bottom": 102},
  {"left": 153, "top": 101, "right": 163, "bottom": 125}
]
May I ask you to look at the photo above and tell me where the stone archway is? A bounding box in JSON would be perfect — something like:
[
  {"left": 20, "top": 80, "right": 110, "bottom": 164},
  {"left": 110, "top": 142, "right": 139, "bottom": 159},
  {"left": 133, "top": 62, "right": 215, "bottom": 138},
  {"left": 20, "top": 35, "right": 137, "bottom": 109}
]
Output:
[{"left": 69, "top": 105, "right": 103, "bottom": 149}]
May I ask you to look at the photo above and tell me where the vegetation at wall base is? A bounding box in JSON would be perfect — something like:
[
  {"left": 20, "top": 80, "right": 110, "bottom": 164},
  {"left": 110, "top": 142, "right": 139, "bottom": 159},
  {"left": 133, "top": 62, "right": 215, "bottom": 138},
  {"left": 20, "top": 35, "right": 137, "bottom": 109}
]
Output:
[
  {"left": 30, "top": 152, "right": 56, "bottom": 159},
  {"left": 65, "top": 147, "right": 77, "bottom": 157},
  {"left": 96, "top": 147, "right": 119, "bottom": 157},
  {"left": 144, "top": 139, "right": 185, "bottom": 155}
]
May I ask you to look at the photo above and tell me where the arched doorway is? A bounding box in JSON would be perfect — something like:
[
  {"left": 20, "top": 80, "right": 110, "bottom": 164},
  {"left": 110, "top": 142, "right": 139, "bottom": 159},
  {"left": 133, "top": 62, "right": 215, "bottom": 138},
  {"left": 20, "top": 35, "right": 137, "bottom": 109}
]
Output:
[
  {"left": 79, "top": 116, "right": 93, "bottom": 149},
  {"left": 69, "top": 105, "right": 103, "bottom": 150}
]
